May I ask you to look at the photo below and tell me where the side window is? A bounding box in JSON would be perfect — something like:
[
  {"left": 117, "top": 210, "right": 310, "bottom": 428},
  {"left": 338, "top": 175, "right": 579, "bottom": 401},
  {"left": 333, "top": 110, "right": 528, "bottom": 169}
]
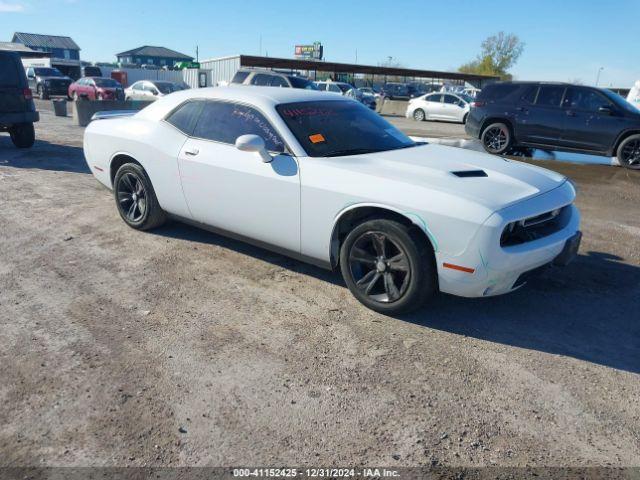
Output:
[
  {"left": 132, "top": 82, "right": 143, "bottom": 91},
  {"left": 193, "top": 101, "right": 285, "bottom": 153},
  {"left": 564, "top": 88, "right": 611, "bottom": 112},
  {"left": 427, "top": 94, "right": 443, "bottom": 103},
  {"left": 270, "top": 76, "right": 288, "bottom": 88},
  {"left": 143, "top": 83, "right": 156, "bottom": 93},
  {"left": 166, "top": 101, "right": 204, "bottom": 136},
  {"left": 250, "top": 74, "right": 272, "bottom": 86},
  {"left": 521, "top": 86, "right": 538, "bottom": 104},
  {"left": 443, "top": 95, "right": 458, "bottom": 104},
  {"left": 26, "top": 67, "right": 34, "bottom": 78},
  {"left": 328, "top": 84, "right": 341, "bottom": 93},
  {"left": 536, "top": 86, "right": 566, "bottom": 108},
  {"left": 316, "top": 83, "right": 327, "bottom": 91},
  {"left": 231, "top": 71, "right": 250, "bottom": 84}
]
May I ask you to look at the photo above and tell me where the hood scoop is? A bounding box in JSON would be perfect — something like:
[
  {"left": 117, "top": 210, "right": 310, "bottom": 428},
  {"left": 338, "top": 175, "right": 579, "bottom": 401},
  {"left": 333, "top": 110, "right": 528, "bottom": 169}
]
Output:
[{"left": 451, "top": 170, "right": 488, "bottom": 178}]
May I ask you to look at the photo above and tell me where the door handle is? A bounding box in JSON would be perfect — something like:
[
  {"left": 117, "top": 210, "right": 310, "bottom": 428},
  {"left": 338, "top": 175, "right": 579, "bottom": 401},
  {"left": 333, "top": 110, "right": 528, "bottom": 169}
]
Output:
[{"left": 184, "top": 148, "right": 199, "bottom": 156}]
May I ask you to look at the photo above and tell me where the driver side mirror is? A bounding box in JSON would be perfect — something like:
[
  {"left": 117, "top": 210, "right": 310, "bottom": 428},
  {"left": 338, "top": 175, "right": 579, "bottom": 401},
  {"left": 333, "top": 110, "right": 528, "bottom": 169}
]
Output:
[
  {"left": 235, "top": 134, "right": 272, "bottom": 163},
  {"left": 598, "top": 105, "right": 615, "bottom": 115},
  {"left": 151, "top": 89, "right": 159, "bottom": 96}
]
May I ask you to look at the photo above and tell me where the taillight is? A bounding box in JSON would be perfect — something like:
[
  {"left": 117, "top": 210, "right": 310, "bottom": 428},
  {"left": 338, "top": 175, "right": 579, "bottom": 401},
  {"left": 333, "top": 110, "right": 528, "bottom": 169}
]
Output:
[
  {"left": 470, "top": 101, "right": 484, "bottom": 108},
  {"left": 22, "top": 88, "right": 33, "bottom": 100}
]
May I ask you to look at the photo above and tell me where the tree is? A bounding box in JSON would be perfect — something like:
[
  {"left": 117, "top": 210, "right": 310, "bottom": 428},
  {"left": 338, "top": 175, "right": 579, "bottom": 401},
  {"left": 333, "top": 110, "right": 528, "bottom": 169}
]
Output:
[{"left": 459, "top": 32, "right": 524, "bottom": 80}]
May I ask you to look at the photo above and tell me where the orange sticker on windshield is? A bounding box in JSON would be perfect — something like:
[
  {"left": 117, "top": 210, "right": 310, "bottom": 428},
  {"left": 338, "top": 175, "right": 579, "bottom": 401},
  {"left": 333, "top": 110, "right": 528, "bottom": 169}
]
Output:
[{"left": 309, "top": 133, "right": 325, "bottom": 144}]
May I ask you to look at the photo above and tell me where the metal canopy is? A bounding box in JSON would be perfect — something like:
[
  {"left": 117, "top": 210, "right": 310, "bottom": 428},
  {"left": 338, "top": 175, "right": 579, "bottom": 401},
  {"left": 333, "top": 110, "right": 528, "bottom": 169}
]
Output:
[{"left": 238, "top": 55, "right": 498, "bottom": 82}]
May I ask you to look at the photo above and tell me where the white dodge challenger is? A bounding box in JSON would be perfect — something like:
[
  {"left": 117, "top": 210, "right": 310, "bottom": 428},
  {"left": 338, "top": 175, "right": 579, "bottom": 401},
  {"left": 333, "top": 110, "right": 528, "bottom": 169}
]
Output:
[{"left": 83, "top": 86, "right": 581, "bottom": 314}]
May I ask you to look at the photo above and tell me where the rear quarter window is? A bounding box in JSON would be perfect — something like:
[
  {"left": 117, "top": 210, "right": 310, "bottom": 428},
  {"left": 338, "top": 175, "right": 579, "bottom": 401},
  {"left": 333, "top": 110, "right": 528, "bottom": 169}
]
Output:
[
  {"left": 0, "top": 53, "right": 21, "bottom": 87},
  {"left": 231, "top": 71, "right": 250, "bottom": 84},
  {"left": 477, "top": 84, "right": 521, "bottom": 103},
  {"left": 166, "top": 101, "right": 204, "bottom": 136}
]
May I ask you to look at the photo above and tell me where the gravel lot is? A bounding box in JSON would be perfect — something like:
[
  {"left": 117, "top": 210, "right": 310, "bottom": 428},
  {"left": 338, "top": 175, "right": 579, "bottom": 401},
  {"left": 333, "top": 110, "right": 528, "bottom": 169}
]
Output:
[{"left": 1, "top": 104, "right": 639, "bottom": 470}]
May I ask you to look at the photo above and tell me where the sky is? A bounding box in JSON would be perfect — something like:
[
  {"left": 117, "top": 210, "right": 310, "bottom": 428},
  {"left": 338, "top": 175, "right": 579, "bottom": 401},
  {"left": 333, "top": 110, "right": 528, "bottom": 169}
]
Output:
[{"left": 1, "top": 0, "right": 639, "bottom": 87}]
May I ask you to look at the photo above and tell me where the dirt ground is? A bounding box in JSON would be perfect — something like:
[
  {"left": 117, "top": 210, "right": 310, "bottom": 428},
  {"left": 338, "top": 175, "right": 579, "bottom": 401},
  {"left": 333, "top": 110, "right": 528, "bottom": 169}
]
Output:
[{"left": 0, "top": 105, "right": 639, "bottom": 469}]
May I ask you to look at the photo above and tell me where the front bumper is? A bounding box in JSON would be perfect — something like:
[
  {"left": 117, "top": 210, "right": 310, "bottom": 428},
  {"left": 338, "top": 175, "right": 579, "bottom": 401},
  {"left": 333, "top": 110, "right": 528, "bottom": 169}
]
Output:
[{"left": 436, "top": 184, "right": 581, "bottom": 298}]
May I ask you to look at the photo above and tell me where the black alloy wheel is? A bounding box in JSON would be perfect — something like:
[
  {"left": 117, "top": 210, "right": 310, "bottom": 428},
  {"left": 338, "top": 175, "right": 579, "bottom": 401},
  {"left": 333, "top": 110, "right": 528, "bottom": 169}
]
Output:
[
  {"left": 113, "top": 163, "right": 167, "bottom": 230},
  {"left": 340, "top": 219, "right": 436, "bottom": 315},
  {"left": 349, "top": 231, "right": 411, "bottom": 303},
  {"left": 617, "top": 135, "right": 640, "bottom": 169},
  {"left": 481, "top": 122, "right": 512, "bottom": 155},
  {"left": 117, "top": 172, "right": 147, "bottom": 223}
]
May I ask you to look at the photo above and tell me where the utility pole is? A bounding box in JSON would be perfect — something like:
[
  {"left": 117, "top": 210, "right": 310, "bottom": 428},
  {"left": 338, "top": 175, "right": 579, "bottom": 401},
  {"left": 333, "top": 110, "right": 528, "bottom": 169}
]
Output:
[
  {"left": 595, "top": 67, "right": 604, "bottom": 86},
  {"left": 196, "top": 45, "right": 199, "bottom": 63}
]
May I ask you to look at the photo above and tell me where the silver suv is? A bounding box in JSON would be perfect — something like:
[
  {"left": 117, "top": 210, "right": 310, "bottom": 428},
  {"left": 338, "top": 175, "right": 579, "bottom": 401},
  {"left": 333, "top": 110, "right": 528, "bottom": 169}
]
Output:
[{"left": 230, "top": 69, "right": 318, "bottom": 90}]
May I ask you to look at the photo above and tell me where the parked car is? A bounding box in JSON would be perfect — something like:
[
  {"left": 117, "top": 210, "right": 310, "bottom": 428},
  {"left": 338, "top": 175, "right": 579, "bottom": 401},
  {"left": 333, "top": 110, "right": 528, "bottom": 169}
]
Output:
[
  {"left": 231, "top": 69, "right": 319, "bottom": 90},
  {"left": 627, "top": 80, "right": 640, "bottom": 109},
  {"left": 316, "top": 81, "right": 376, "bottom": 109},
  {"left": 466, "top": 82, "right": 640, "bottom": 169},
  {"left": 124, "top": 80, "right": 181, "bottom": 101},
  {"left": 25, "top": 66, "right": 72, "bottom": 100},
  {"left": 381, "top": 83, "right": 410, "bottom": 100},
  {"left": 406, "top": 92, "right": 471, "bottom": 123},
  {"left": 0, "top": 51, "right": 39, "bottom": 148},
  {"left": 84, "top": 86, "right": 581, "bottom": 314},
  {"left": 359, "top": 87, "right": 381, "bottom": 99},
  {"left": 68, "top": 77, "right": 124, "bottom": 101}
]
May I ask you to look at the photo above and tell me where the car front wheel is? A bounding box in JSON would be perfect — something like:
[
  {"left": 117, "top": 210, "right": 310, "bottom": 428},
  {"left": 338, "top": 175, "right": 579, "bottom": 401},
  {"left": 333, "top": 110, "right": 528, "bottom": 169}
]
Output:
[
  {"left": 481, "top": 122, "right": 513, "bottom": 155},
  {"left": 114, "top": 163, "right": 167, "bottom": 230},
  {"left": 9, "top": 123, "right": 35, "bottom": 148},
  {"left": 340, "top": 219, "right": 436, "bottom": 315},
  {"left": 616, "top": 134, "right": 640, "bottom": 169}
]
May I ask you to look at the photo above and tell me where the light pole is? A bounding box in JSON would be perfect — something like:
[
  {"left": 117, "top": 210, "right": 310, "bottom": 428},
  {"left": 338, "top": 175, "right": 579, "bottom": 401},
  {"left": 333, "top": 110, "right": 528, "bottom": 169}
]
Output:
[{"left": 595, "top": 67, "right": 604, "bottom": 87}]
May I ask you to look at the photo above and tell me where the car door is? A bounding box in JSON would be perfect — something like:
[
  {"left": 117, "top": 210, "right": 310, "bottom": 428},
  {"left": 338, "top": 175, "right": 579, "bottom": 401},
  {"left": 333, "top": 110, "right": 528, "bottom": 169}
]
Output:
[
  {"left": 86, "top": 78, "right": 97, "bottom": 99},
  {"left": 561, "top": 87, "right": 623, "bottom": 152},
  {"left": 177, "top": 100, "right": 300, "bottom": 252},
  {"left": 424, "top": 94, "right": 445, "bottom": 119},
  {"left": 442, "top": 94, "right": 465, "bottom": 121},
  {"left": 515, "top": 85, "right": 567, "bottom": 146},
  {"left": 143, "top": 82, "right": 159, "bottom": 100}
]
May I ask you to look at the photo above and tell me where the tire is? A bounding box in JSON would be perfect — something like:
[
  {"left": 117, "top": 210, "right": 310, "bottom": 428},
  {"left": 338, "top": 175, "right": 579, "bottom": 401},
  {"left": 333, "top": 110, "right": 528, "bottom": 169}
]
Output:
[
  {"left": 481, "top": 122, "right": 513, "bottom": 155},
  {"left": 9, "top": 123, "right": 35, "bottom": 149},
  {"left": 413, "top": 109, "right": 426, "bottom": 122},
  {"left": 339, "top": 219, "right": 436, "bottom": 315},
  {"left": 113, "top": 163, "right": 167, "bottom": 230},
  {"left": 616, "top": 134, "right": 640, "bottom": 170},
  {"left": 462, "top": 113, "right": 468, "bottom": 124},
  {"left": 37, "top": 85, "right": 48, "bottom": 100}
]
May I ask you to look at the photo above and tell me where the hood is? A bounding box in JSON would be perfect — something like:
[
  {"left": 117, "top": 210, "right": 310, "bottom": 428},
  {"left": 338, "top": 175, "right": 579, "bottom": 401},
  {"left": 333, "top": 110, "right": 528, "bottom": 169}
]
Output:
[{"left": 322, "top": 143, "right": 567, "bottom": 211}]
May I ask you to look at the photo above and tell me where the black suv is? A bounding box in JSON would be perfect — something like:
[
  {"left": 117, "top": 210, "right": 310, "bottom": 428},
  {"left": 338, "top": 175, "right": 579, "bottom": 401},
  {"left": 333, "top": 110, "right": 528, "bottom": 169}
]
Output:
[
  {"left": 25, "top": 66, "right": 73, "bottom": 100},
  {"left": 0, "top": 51, "right": 39, "bottom": 148},
  {"left": 465, "top": 82, "right": 640, "bottom": 169}
]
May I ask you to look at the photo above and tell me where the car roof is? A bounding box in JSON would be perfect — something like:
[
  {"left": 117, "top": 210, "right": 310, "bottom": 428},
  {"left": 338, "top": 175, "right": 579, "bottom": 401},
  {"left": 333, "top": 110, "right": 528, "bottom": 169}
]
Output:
[{"left": 136, "top": 85, "right": 347, "bottom": 121}]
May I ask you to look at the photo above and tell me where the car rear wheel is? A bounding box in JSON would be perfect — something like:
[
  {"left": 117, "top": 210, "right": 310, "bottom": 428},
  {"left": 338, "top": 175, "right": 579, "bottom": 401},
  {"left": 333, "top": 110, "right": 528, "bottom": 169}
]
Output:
[
  {"left": 481, "top": 122, "right": 512, "bottom": 155},
  {"left": 340, "top": 219, "right": 436, "bottom": 315},
  {"left": 413, "top": 109, "right": 426, "bottom": 122},
  {"left": 462, "top": 113, "right": 468, "bottom": 124},
  {"left": 616, "top": 134, "right": 640, "bottom": 170},
  {"left": 114, "top": 163, "right": 167, "bottom": 230},
  {"left": 9, "top": 123, "right": 35, "bottom": 149},
  {"left": 37, "top": 85, "right": 48, "bottom": 100}
]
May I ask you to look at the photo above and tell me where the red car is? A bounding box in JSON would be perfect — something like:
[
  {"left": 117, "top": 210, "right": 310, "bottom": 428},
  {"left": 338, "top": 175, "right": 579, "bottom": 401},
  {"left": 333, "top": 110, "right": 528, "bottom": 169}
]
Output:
[{"left": 68, "top": 77, "right": 124, "bottom": 101}]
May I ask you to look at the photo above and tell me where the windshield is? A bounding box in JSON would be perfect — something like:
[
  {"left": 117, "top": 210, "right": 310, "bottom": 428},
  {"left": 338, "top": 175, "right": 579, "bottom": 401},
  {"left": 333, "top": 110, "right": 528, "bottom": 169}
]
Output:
[
  {"left": 277, "top": 100, "right": 416, "bottom": 157},
  {"left": 154, "top": 82, "right": 176, "bottom": 94},
  {"left": 288, "top": 76, "right": 319, "bottom": 90},
  {"left": 93, "top": 78, "right": 120, "bottom": 88},
  {"left": 34, "top": 68, "right": 63, "bottom": 77},
  {"left": 602, "top": 89, "right": 640, "bottom": 114}
]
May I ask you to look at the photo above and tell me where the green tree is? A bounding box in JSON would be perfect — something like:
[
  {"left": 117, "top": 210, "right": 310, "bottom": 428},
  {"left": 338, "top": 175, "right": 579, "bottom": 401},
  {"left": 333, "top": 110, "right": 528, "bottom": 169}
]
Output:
[{"left": 459, "top": 32, "right": 524, "bottom": 80}]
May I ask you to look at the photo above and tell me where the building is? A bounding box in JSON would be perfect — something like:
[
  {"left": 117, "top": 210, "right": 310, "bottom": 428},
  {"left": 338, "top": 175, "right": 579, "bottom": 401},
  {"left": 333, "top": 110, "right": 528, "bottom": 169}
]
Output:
[
  {"left": 11, "top": 32, "right": 82, "bottom": 77},
  {"left": 12, "top": 32, "right": 80, "bottom": 60},
  {"left": 116, "top": 46, "right": 193, "bottom": 68},
  {"left": 0, "top": 41, "right": 52, "bottom": 59},
  {"left": 200, "top": 54, "right": 499, "bottom": 89}
]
